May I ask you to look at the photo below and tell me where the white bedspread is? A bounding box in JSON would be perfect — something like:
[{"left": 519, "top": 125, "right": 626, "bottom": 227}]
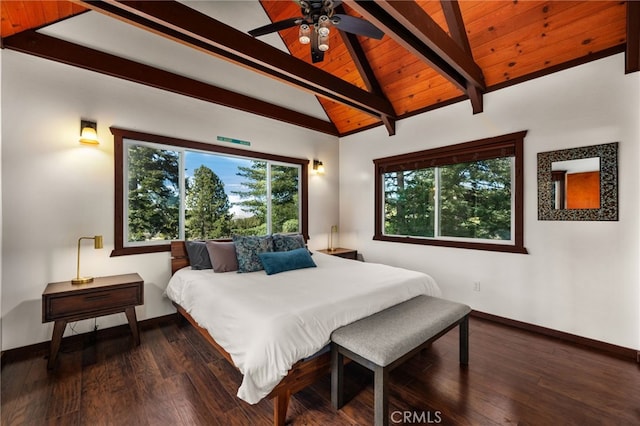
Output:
[{"left": 165, "top": 251, "right": 441, "bottom": 404}]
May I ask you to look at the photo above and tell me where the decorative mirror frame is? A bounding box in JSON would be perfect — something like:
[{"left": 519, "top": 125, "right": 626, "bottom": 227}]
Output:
[{"left": 538, "top": 142, "right": 618, "bottom": 221}]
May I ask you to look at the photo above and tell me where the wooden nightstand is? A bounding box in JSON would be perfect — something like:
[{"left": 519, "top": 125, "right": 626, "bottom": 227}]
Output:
[
  {"left": 317, "top": 248, "right": 358, "bottom": 260},
  {"left": 42, "top": 273, "right": 144, "bottom": 369}
]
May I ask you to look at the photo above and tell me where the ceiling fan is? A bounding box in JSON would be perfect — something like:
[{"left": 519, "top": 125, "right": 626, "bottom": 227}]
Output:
[{"left": 248, "top": 0, "right": 384, "bottom": 63}]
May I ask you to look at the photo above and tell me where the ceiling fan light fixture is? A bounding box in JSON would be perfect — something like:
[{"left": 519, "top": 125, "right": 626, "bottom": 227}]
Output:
[
  {"left": 299, "top": 24, "right": 311, "bottom": 44},
  {"left": 318, "top": 33, "right": 329, "bottom": 51},
  {"left": 318, "top": 15, "right": 330, "bottom": 37}
]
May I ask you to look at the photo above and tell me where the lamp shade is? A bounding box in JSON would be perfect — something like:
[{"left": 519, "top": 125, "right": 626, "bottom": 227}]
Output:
[
  {"left": 80, "top": 126, "right": 99, "bottom": 144},
  {"left": 94, "top": 235, "right": 104, "bottom": 249},
  {"left": 313, "top": 160, "right": 325, "bottom": 175}
]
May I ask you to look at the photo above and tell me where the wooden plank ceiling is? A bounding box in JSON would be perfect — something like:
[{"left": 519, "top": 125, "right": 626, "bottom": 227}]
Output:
[{"left": 0, "top": 1, "right": 634, "bottom": 137}]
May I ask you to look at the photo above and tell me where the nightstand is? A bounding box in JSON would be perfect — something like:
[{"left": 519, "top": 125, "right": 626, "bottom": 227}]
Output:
[
  {"left": 317, "top": 248, "right": 358, "bottom": 260},
  {"left": 42, "top": 273, "right": 144, "bottom": 369}
]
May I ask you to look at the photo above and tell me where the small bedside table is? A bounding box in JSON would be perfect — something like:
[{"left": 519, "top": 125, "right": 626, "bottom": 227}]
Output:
[
  {"left": 42, "top": 273, "right": 144, "bottom": 369},
  {"left": 317, "top": 248, "right": 358, "bottom": 260}
]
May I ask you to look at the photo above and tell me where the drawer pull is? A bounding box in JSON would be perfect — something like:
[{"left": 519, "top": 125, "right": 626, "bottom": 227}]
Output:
[{"left": 85, "top": 294, "right": 110, "bottom": 301}]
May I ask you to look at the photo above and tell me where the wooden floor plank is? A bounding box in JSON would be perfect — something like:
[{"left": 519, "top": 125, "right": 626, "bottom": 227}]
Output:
[{"left": 2, "top": 316, "right": 639, "bottom": 425}]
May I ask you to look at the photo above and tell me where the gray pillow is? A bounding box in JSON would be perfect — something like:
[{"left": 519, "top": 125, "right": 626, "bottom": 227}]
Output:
[
  {"left": 185, "top": 241, "right": 212, "bottom": 270},
  {"left": 206, "top": 241, "right": 238, "bottom": 273}
]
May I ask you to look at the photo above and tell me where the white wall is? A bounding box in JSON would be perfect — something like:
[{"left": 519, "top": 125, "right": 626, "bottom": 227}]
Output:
[
  {"left": 340, "top": 53, "right": 640, "bottom": 349},
  {"left": 0, "top": 51, "right": 339, "bottom": 350}
]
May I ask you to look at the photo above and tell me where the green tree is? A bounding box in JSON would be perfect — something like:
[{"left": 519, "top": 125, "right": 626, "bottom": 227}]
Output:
[
  {"left": 232, "top": 161, "right": 299, "bottom": 234},
  {"left": 127, "top": 145, "right": 179, "bottom": 242},
  {"left": 384, "top": 169, "right": 435, "bottom": 237},
  {"left": 233, "top": 161, "right": 267, "bottom": 225},
  {"left": 185, "top": 165, "right": 233, "bottom": 239},
  {"left": 384, "top": 158, "right": 511, "bottom": 240},
  {"left": 271, "top": 164, "right": 299, "bottom": 233},
  {"left": 439, "top": 158, "right": 511, "bottom": 240}
]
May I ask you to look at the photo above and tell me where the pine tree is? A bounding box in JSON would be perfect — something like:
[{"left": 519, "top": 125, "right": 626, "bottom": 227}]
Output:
[
  {"left": 185, "top": 165, "right": 232, "bottom": 239},
  {"left": 127, "top": 145, "right": 179, "bottom": 242},
  {"left": 233, "top": 161, "right": 299, "bottom": 234}
]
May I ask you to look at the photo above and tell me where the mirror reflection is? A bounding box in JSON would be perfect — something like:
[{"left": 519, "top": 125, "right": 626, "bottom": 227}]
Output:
[
  {"left": 551, "top": 157, "right": 600, "bottom": 210},
  {"left": 537, "top": 141, "right": 617, "bottom": 221}
]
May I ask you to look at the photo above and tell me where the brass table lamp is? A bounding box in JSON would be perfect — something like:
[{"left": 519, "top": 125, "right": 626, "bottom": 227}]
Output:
[
  {"left": 72, "top": 235, "right": 103, "bottom": 284},
  {"left": 328, "top": 225, "right": 338, "bottom": 252}
]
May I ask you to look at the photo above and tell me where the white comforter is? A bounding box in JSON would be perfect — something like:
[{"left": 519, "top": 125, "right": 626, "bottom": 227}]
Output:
[{"left": 164, "top": 251, "right": 441, "bottom": 404}]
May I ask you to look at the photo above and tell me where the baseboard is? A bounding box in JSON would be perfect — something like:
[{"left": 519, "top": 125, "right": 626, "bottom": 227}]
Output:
[
  {"left": 1, "top": 313, "right": 179, "bottom": 367},
  {"left": 4, "top": 311, "right": 637, "bottom": 367},
  {"left": 471, "top": 310, "right": 638, "bottom": 362}
]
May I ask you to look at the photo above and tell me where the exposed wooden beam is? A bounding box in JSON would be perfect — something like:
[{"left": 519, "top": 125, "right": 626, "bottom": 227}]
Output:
[
  {"left": 2, "top": 30, "right": 339, "bottom": 136},
  {"left": 75, "top": 0, "right": 396, "bottom": 121},
  {"left": 345, "top": 0, "right": 485, "bottom": 94},
  {"left": 342, "top": 36, "right": 396, "bottom": 136},
  {"left": 336, "top": 7, "right": 395, "bottom": 136},
  {"left": 626, "top": 0, "right": 640, "bottom": 74},
  {"left": 440, "top": 0, "right": 483, "bottom": 114}
]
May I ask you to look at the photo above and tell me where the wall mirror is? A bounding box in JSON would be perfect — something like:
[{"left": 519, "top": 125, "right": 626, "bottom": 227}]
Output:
[{"left": 538, "top": 142, "right": 618, "bottom": 221}]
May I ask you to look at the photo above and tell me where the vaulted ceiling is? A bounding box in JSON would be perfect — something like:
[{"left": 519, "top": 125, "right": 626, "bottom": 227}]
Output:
[{"left": 1, "top": 1, "right": 638, "bottom": 137}]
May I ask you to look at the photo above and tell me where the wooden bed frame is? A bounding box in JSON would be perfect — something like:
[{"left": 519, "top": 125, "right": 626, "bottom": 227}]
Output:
[{"left": 170, "top": 241, "right": 331, "bottom": 426}]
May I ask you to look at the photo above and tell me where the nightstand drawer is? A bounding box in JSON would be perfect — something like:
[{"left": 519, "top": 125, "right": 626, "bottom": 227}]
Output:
[{"left": 45, "top": 285, "right": 141, "bottom": 321}]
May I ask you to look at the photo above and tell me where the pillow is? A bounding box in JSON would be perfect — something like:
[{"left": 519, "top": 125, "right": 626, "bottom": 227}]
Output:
[
  {"left": 258, "top": 248, "right": 317, "bottom": 275},
  {"left": 205, "top": 241, "right": 238, "bottom": 273},
  {"left": 185, "top": 241, "right": 212, "bottom": 270},
  {"left": 272, "top": 233, "right": 306, "bottom": 252},
  {"left": 233, "top": 235, "right": 273, "bottom": 273}
]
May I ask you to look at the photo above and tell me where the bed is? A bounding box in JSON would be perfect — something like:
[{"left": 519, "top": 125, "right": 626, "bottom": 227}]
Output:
[{"left": 167, "top": 240, "right": 441, "bottom": 425}]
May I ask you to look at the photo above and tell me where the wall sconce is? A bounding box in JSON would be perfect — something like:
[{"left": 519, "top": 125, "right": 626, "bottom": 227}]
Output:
[
  {"left": 79, "top": 120, "right": 99, "bottom": 145},
  {"left": 313, "top": 160, "right": 325, "bottom": 175},
  {"left": 72, "top": 235, "right": 103, "bottom": 284}
]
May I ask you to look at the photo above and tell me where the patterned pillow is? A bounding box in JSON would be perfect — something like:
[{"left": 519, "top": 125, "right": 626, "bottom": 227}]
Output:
[
  {"left": 233, "top": 235, "right": 273, "bottom": 272},
  {"left": 272, "top": 233, "right": 306, "bottom": 252},
  {"left": 185, "top": 241, "right": 212, "bottom": 270}
]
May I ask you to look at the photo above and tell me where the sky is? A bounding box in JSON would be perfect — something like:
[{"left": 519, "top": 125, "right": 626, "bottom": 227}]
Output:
[{"left": 185, "top": 151, "right": 259, "bottom": 217}]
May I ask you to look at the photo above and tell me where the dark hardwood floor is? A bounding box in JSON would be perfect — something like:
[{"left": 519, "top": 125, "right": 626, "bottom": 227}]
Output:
[{"left": 2, "top": 315, "right": 639, "bottom": 425}]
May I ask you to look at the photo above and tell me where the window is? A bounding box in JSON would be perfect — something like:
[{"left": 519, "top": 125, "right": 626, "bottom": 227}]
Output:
[
  {"left": 111, "top": 128, "right": 308, "bottom": 256},
  {"left": 374, "top": 131, "right": 527, "bottom": 253}
]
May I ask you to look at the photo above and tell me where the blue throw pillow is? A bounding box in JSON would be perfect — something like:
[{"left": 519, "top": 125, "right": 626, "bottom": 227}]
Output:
[
  {"left": 258, "top": 247, "right": 317, "bottom": 275},
  {"left": 233, "top": 235, "right": 273, "bottom": 273}
]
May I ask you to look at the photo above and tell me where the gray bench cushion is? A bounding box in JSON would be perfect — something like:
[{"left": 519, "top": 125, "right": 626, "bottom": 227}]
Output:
[{"left": 331, "top": 295, "right": 471, "bottom": 367}]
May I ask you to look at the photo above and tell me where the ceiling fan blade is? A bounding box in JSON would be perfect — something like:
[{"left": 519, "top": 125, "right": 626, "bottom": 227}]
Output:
[
  {"left": 331, "top": 14, "right": 384, "bottom": 40},
  {"left": 248, "top": 17, "right": 303, "bottom": 37}
]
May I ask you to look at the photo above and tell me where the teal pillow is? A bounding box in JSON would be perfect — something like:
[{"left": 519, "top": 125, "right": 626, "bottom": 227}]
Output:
[
  {"left": 233, "top": 235, "right": 273, "bottom": 273},
  {"left": 258, "top": 248, "right": 316, "bottom": 275}
]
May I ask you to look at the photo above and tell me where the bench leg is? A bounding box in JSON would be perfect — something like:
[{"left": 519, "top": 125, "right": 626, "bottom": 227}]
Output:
[
  {"left": 374, "top": 365, "right": 389, "bottom": 426},
  {"left": 331, "top": 343, "right": 344, "bottom": 409},
  {"left": 459, "top": 315, "right": 469, "bottom": 365}
]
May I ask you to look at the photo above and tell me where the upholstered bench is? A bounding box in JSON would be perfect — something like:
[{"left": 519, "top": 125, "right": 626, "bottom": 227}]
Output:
[{"left": 330, "top": 295, "right": 471, "bottom": 426}]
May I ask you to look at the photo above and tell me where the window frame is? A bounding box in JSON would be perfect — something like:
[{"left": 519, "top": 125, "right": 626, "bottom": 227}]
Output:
[
  {"left": 373, "top": 131, "right": 528, "bottom": 254},
  {"left": 111, "top": 127, "right": 309, "bottom": 257}
]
